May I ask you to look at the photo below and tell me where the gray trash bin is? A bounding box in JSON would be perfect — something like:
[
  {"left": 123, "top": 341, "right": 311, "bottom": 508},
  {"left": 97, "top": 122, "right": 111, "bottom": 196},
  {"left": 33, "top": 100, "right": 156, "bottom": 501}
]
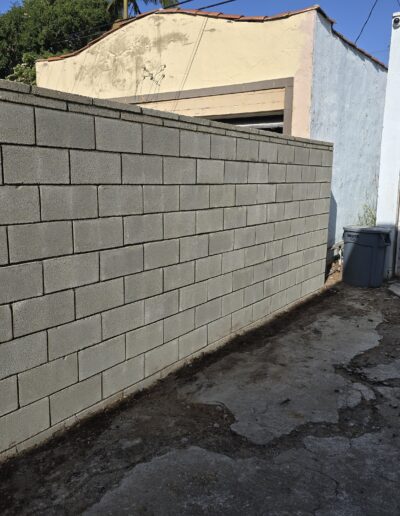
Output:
[{"left": 343, "top": 226, "right": 391, "bottom": 288}]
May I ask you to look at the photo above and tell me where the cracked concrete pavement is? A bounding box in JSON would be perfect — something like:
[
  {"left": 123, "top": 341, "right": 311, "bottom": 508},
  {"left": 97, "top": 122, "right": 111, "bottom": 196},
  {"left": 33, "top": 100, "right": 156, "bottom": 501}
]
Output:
[{"left": 1, "top": 282, "right": 400, "bottom": 515}]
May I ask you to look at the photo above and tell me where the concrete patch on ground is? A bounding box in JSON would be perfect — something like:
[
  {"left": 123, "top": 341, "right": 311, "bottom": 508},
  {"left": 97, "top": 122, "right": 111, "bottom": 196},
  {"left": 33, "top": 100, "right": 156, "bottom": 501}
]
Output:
[
  {"left": 362, "top": 359, "right": 400, "bottom": 382},
  {"left": 388, "top": 282, "right": 400, "bottom": 298}
]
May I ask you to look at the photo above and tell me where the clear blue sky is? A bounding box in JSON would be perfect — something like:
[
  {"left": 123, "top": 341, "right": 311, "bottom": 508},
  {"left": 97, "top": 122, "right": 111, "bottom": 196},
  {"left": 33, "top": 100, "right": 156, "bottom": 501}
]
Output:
[{"left": 0, "top": 0, "right": 398, "bottom": 63}]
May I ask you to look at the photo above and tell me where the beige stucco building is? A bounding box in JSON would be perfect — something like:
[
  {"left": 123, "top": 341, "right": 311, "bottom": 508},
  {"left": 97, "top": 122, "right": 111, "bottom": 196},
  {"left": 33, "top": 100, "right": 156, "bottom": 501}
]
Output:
[{"left": 36, "top": 5, "right": 387, "bottom": 246}]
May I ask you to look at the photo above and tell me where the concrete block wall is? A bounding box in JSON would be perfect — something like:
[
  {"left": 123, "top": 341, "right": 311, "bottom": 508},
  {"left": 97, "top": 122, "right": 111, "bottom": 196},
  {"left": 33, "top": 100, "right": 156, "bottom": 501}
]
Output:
[{"left": 0, "top": 80, "right": 332, "bottom": 460}]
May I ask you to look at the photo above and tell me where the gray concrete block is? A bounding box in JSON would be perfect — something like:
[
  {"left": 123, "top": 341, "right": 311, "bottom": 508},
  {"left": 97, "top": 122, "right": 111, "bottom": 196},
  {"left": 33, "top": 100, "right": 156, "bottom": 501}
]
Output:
[
  {"left": 223, "top": 207, "right": 246, "bottom": 230},
  {"left": 208, "top": 315, "right": 231, "bottom": 344},
  {"left": 0, "top": 305, "right": 12, "bottom": 343},
  {"left": 100, "top": 245, "right": 142, "bottom": 281},
  {"left": 253, "top": 261, "right": 273, "bottom": 283},
  {"left": 248, "top": 163, "right": 269, "bottom": 183},
  {"left": 225, "top": 161, "right": 248, "bottom": 183},
  {"left": 180, "top": 235, "right": 208, "bottom": 262},
  {"left": 75, "top": 278, "right": 123, "bottom": 318},
  {"left": 257, "top": 184, "right": 276, "bottom": 204},
  {"left": 144, "top": 239, "right": 179, "bottom": 270},
  {"left": 237, "top": 138, "right": 259, "bottom": 162},
  {"left": 210, "top": 185, "right": 235, "bottom": 208},
  {"left": 0, "top": 101, "right": 34, "bottom": 144},
  {"left": 73, "top": 218, "right": 122, "bottom": 253},
  {"left": 122, "top": 154, "right": 162, "bottom": 184},
  {"left": 102, "top": 301, "right": 144, "bottom": 340},
  {"left": 124, "top": 214, "right": 163, "bottom": 245},
  {"left": 0, "top": 332, "right": 47, "bottom": 380},
  {"left": 222, "top": 249, "right": 245, "bottom": 273},
  {"left": 253, "top": 297, "right": 271, "bottom": 321},
  {"left": 195, "top": 298, "right": 221, "bottom": 327},
  {"left": 98, "top": 186, "right": 142, "bottom": 217},
  {"left": 164, "top": 157, "right": 196, "bottom": 184},
  {"left": 235, "top": 185, "right": 257, "bottom": 206},
  {"left": 144, "top": 185, "right": 178, "bottom": 213},
  {"left": 179, "top": 326, "right": 207, "bottom": 359},
  {"left": 50, "top": 375, "right": 102, "bottom": 424},
  {"left": 302, "top": 166, "right": 316, "bottom": 182},
  {"left": 286, "top": 283, "right": 302, "bottom": 305},
  {"left": 164, "top": 262, "right": 194, "bottom": 291},
  {"left": 233, "top": 267, "right": 253, "bottom": 291},
  {"left": 222, "top": 290, "right": 244, "bottom": 316},
  {"left": 0, "top": 262, "right": 42, "bottom": 304},
  {"left": 125, "top": 269, "right": 163, "bottom": 303},
  {"left": 269, "top": 164, "right": 286, "bottom": 183},
  {"left": 197, "top": 159, "right": 224, "bottom": 183},
  {"left": 180, "top": 130, "right": 210, "bottom": 158},
  {"left": 180, "top": 282, "right": 208, "bottom": 311},
  {"left": 282, "top": 236, "right": 298, "bottom": 255},
  {"left": 143, "top": 125, "right": 179, "bottom": 156},
  {"left": 275, "top": 220, "right": 292, "bottom": 240},
  {"left": 245, "top": 244, "right": 266, "bottom": 267},
  {"left": 247, "top": 205, "right": 267, "bottom": 226},
  {"left": 289, "top": 250, "right": 304, "bottom": 269},
  {"left": 244, "top": 282, "right": 264, "bottom": 307},
  {"left": 0, "top": 376, "right": 18, "bottom": 417},
  {"left": 208, "top": 273, "right": 233, "bottom": 300},
  {"left": 319, "top": 183, "right": 331, "bottom": 199},
  {"left": 0, "top": 227, "right": 7, "bottom": 265},
  {"left": 181, "top": 185, "right": 209, "bottom": 211},
  {"left": 259, "top": 141, "right": 278, "bottom": 162},
  {"left": 209, "top": 230, "right": 234, "bottom": 255},
  {"left": 79, "top": 336, "right": 125, "bottom": 380},
  {"left": 267, "top": 203, "right": 285, "bottom": 223},
  {"left": 234, "top": 227, "right": 256, "bottom": 249},
  {"left": 211, "top": 135, "right": 236, "bottom": 160},
  {"left": 196, "top": 254, "right": 222, "bottom": 282},
  {"left": 286, "top": 164, "right": 303, "bottom": 183},
  {"left": 71, "top": 150, "right": 121, "bottom": 184},
  {"left": 36, "top": 108, "right": 94, "bottom": 149},
  {"left": 102, "top": 356, "right": 144, "bottom": 398},
  {"left": 315, "top": 167, "right": 332, "bottom": 183},
  {"left": 265, "top": 240, "right": 283, "bottom": 261},
  {"left": 48, "top": 315, "right": 101, "bottom": 360},
  {"left": 145, "top": 339, "right": 178, "bottom": 377},
  {"left": 276, "top": 184, "right": 293, "bottom": 202},
  {"left": 164, "top": 309, "right": 195, "bottom": 342},
  {"left": 18, "top": 354, "right": 77, "bottom": 406},
  {"left": 95, "top": 117, "right": 141, "bottom": 153},
  {"left": 164, "top": 211, "right": 195, "bottom": 239},
  {"left": 232, "top": 305, "right": 253, "bottom": 332},
  {"left": 272, "top": 255, "right": 289, "bottom": 276},
  {"left": 291, "top": 217, "right": 307, "bottom": 236},
  {"left": 277, "top": 144, "right": 295, "bottom": 164},
  {"left": 41, "top": 186, "right": 97, "bottom": 221},
  {"left": 293, "top": 183, "right": 307, "bottom": 201},
  {"left": 256, "top": 223, "right": 274, "bottom": 244},
  {"left": 0, "top": 186, "right": 39, "bottom": 224},
  {"left": 299, "top": 200, "right": 314, "bottom": 217},
  {"left": 294, "top": 147, "right": 310, "bottom": 165},
  {"left": 196, "top": 209, "right": 223, "bottom": 234},
  {"left": 13, "top": 291, "right": 74, "bottom": 337},
  {"left": 126, "top": 321, "right": 163, "bottom": 358},
  {"left": 0, "top": 398, "right": 49, "bottom": 454},
  {"left": 306, "top": 183, "right": 321, "bottom": 200},
  {"left": 309, "top": 149, "right": 323, "bottom": 166},
  {"left": 3, "top": 146, "right": 69, "bottom": 184},
  {"left": 145, "top": 291, "right": 179, "bottom": 324}
]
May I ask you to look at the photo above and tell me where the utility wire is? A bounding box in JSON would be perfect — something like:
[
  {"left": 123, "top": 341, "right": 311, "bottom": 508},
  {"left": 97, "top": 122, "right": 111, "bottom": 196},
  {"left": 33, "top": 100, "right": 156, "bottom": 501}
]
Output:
[
  {"left": 355, "top": 0, "right": 379, "bottom": 44},
  {"left": 198, "top": 0, "right": 236, "bottom": 10}
]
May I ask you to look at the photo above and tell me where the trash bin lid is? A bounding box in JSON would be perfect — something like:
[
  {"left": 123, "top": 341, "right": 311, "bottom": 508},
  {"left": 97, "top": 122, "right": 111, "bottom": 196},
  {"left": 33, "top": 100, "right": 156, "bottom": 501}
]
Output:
[{"left": 343, "top": 225, "right": 391, "bottom": 235}]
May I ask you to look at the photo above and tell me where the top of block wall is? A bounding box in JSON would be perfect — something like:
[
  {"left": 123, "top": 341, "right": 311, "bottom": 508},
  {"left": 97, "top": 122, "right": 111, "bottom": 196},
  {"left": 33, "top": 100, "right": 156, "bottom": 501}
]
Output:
[{"left": 0, "top": 79, "right": 333, "bottom": 149}]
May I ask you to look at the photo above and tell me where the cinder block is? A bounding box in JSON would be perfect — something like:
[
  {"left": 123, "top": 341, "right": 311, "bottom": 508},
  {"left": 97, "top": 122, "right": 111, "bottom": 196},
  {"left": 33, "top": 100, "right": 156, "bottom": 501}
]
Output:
[
  {"left": 309, "top": 149, "right": 323, "bottom": 166},
  {"left": 195, "top": 298, "right": 221, "bottom": 327},
  {"left": 322, "top": 149, "right": 333, "bottom": 166},
  {"left": 73, "top": 218, "right": 123, "bottom": 253},
  {"left": 210, "top": 185, "right": 235, "bottom": 208},
  {"left": 100, "top": 245, "right": 143, "bottom": 280},
  {"left": 275, "top": 220, "right": 292, "bottom": 240},
  {"left": 71, "top": 150, "right": 121, "bottom": 184},
  {"left": 286, "top": 283, "right": 302, "bottom": 305},
  {"left": 232, "top": 306, "right": 253, "bottom": 332},
  {"left": 143, "top": 125, "right": 179, "bottom": 156},
  {"left": 264, "top": 275, "right": 281, "bottom": 297},
  {"left": 98, "top": 186, "right": 142, "bottom": 217},
  {"left": 18, "top": 354, "right": 78, "bottom": 406},
  {"left": 0, "top": 101, "right": 34, "bottom": 144},
  {"left": 225, "top": 161, "right": 248, "bottom": 183},
  {"left": 144, "top": 185, "right": 179, "bottom": 213},
  {"left": 164, "top": 211, "right": 196, "bottom": 238},
  {"left": 306, "top": 183, "right": 321, "bottom": 200},
  {"left": 3, "top": 146, "right": 69, "bottom": 184},
  {"left": 164, "top": 262, "right": 194, "bottom": 291},
  {"left": 48, "top": 316, "right": 101, "bottom": 360},
  {"left": 256, "top": 184, "right": 276, "bottom": 204},
  {"left": 125, "top": 269, "right": 163, "bottom": 303},
  {"left": 208, "top": 273, "right": 233, "bottom": 300},
  {"left": 289, "top": 250, "right": 304, "bottom": 269},
  {"left": 0, "top": 186, "right": 39, "bottom": 224},
  {"left": 41, "top": 186, "right": 97, "bottom": 220},
  {"left": 196, "top": 209, "right": 223, "bottom": 234},
  {"left": 122, "top": 154, "right": 162, "bottom": 184},
  {"left": 0, "top": 376, "right": 18, "bottom": 417},
  {"left": 222, "top": 249, "right": 244, "bottom": 273},
  {"left": 235, "top": 185, "right": 257, "bottom": 206},
  {"left": 237, "top": 138, "right": 259, "bottom": 162},
  {"left": 144, "top": 239, "right": 179, "bottom": 269},
  {"left": 253, "top": 297, "right": 271, "bottom": 321},
  {"left": 267, "top": 203, "right": 285, "bottom": 223},
  {"left": 0, "top": 305, "right": 12, "bottom": 343},
  {"left": 50, "top": 375, "right": 101, "bottom": 424},
  {"left": 247, "top": 205, "right": 267, "bottom": 226},
  {"left": 282, "top": 236, "right": 298, "bottom": 255},
  {"left": 0, "top": 262, "right": 42, "bottom": 304},
  {"left": 197, "top": 159, "right": 224, "bottom": 183},
  {"left": 244, "top": 282, "right": 263, "bottom": 306},
  {"left": 36, "top": 108, "right": 94, "bottom": 148},
  {"left": 13, "top": 291, "right": 74, "bottom": 337},
  {"left": 211, "top": 135, "right": 236, "bottom": 160},
  {"left": 145, "top": 291, "right": 179, "bottom": 324},
  {"left": 286, "top": 164, "right": 303, "bottom": 183},
  {"left": 181, "top": 185, "right": 209, "bottom": 210},
  {"left": 102, "top": 356, "right": 144, "bottom": 398},
  {"left": 233, "top": 267, "right": 253, "bottom": 290},
  {"left": 259, "top": 141, "right": 278, "bottom": 162},
  {"left": 222, "top": 290, "right": 244, "bottom": 316},
  {"left": 256, "top": 223, "right": 274, "bottom": 244},
  {"left": 180, "top": 282, "right": 207, "bottom": 311},
  {"left": 266, "top": 240, "right": 283, "bottom": 260},
  {"left": 248, "top": 163, "right": 269, "bottom": 183},
  {"left": 293, "top": 183, "right": 307, "bottom": 201},
  {"left": 180, "top": 130, "right": 210, "bottom": 158},
  {"left": 95, "top": 117, "right": 141, "bottom": 153},
  {"left": 319, "top": 183, "right": 331, "bottom": 199},
  {"left": 295, "top": 147, "right": 310, "bottom": 165},
  {"left": 126, "top": 321, "right": 163, "bottom": 358},
  {"left": 102, "top": 301, "right": 144, "bottom": 340},
  {"left": 315, "top": 167, "right": 332, "bottom": 183},
  {"left": 79, "top": 336, "right": 125, "bottom": 380},
  {"left": 269, "top": 164, "right": 286, "bottom": 183},
  {"left": 291, "top": 217, "right": 306, "bottom": 236},
  {"left": 124, "top": 214, "right": 163, "bottom": 244},
  {"left": 0, "top": 332, "right": 47, "bottom": 380},
  {"left": 196, "top": 254, "right": 222, "bottom": 282},
  {"left": 277, "top": 144, "right": 295, "bottom": 164},
  {"left": 209, "top": 230, "right": 234, "bottom": 255},
  {"left": 253, "top": 261, "right": 273, "bottom": 283},
  {"left": 164, "top": 309, "right": 195, "bottom": 342},
  {"left": 223, "top": 207, "right": 246, "bottom": 229},
  {"left": 0, "top": 398, "right": 49, "bottom": 454},
  {"left": 179, "top": 326, "right": 207, "bottom": 359},
  {"left": 208, "top": 315, "right": 231, "bottom": 344},
  {"left": 279, "top": 270, "right": 297, "bottom": 290},
  {"left": 180, "top": 235, "right": 208, "bottom": 262},
  {"left": 276, "top": 184, "right": 293, "bottom": 202},
  {"left": 234, "top": 227, "right": 256, "bottom": 250},
  {"left": 245, "top": 244, "right": 265, "bottom": 266},
  {"left": 302, "top": 166, "right": 316, "bottom": 183},
  {"left": 145, "top": 339, "right": 178, "bottom": 377},
  {"left": 0, "top": 227, "right": 7, "bottom": 265},
  {"left": 164, "top": 157, "right": 196, "bottom": 184},
  {"left": 75, "top": 278, "right": 123, "bottom": 318},
  {"left": 272, "top": 255, "right": 289, "bottom": 276},
  {"left": 300, "top": 200, "right": 314, "bottom": 217}
]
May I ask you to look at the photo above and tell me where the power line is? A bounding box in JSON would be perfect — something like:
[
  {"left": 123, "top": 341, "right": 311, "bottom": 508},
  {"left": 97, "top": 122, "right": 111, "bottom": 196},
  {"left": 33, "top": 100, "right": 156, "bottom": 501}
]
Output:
[
  {"left": 355, "top": 0, "right": 379, "bottom": 44},
  {"left": 198, "top": 0, "right": 236, "bottom": 10}
]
